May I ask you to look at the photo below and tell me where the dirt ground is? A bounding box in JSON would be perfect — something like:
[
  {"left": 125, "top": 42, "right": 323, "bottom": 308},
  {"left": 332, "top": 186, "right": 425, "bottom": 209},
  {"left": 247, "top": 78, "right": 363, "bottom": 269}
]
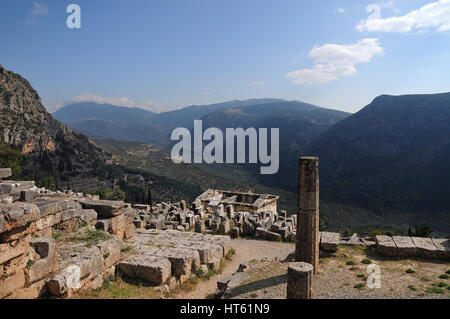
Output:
[{"left": 75, "top": 238, "right": 450, "bottom": 299}]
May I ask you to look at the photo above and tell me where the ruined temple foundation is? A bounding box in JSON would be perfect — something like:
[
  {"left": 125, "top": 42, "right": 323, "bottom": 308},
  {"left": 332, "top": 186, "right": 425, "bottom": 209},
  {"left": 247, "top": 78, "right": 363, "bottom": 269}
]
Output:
[{"left": 295, "top": 157, "right": 319, "bottom": 275}]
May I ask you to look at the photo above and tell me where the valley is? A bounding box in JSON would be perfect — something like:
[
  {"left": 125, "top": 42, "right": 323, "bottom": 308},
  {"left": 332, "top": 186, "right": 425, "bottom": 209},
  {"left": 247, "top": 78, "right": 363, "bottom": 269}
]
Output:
[{"left": 1, "top": 65, "right": 449, "bottom": 236}]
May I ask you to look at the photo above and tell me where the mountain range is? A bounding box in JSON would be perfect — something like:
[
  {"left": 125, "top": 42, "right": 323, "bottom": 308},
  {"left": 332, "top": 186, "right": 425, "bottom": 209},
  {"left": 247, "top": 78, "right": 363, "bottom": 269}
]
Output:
[{"left": 2, "top": 65, "right": 450, "bottom": 234}]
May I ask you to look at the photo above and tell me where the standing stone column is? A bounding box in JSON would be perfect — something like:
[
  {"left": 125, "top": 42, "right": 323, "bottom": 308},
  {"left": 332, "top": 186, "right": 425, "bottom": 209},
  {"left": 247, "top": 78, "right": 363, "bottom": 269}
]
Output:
[
  {"left": 286, "top": 262, "right": 313, "bottom": 299},
  {"left": 295, "top": 157, "right": 319, "bottom": 274}
]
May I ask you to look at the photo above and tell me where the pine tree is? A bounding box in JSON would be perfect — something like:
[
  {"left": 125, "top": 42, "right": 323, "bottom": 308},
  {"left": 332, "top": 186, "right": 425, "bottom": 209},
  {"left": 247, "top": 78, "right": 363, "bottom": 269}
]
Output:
[
  {"left": 408, "top": 226, "right": 413, "bottom": 236},
  {"left": 147, "top": 186, "right": 153, "bottom": 206}
]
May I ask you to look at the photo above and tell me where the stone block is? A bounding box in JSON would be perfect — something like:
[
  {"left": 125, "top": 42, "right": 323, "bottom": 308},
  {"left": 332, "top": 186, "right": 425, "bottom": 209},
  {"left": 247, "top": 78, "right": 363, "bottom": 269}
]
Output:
[
  {"left": 80, "top": 200, "right": 125, "bottom": 218},
  {"left": 230, "top": 227, "right": 240, "bottom": 238},
  {"left": 256, "top": 227, "right": 281, "bottom": 241},
  {"left": 218, "top": 220, "right": 230, "bottom": 235},
  {"left": 6, "top": 278, "right": 47, "bottom": 299},
  {"left": 35, "top": 212, "right": 62, "bottom": 231},
  {"left": 392, "top": 236, "right": 417, "bottom": 257},
  {"left": 97, "top": 238, "right": 122, "bottom": 268},
  {"left": 117, "top": 256, "right": 171, "bottom": 286},
  {"left": 53, "top": 218, "right": 80, "bottom": 235},
  {"left": 0, "top": 236, "right": 29, "bottom": 264},
  {"left": 411, "top": 237, "right": 439, "bottom": 259},
  {"left": 195, "top": 221, "right": 205, "bottom": 234},
  {"left": 33, "top": 199, "right": 64, "bottom": 218},
  {"left": 20, "top": 190, "right": 37, "bottom": 202},
  {"left": 320, "top": 232, "right": 340, "bottom": 252},
  {"left": 95, "top": 219, "right": 110, "bottom": 232},
  {"left": 0, "top": 183, "right": 13, "bottom": 195},
  {"left": 0, "top": 203, "right": 40, "bottom": 234},
  {"left": 108, "top": 214, "right": 127, "bottom": 239},
  {"left": 0, "top": 222, "right": 36, "bottom": 242},
  {"left": 376, "top": 235, "right": 397, "bottom": 256},
  {"left": 0, "top": 269, "right": 25, "bottom": 298},
  {"left": 432, "top": 238, "right": 450, "bottom": 259},
  {"left": 0, "top": 168, "right": 12, "bottom": 179},
  {"left": 0, "top": 252, "right": 28, "bottom": 278}
]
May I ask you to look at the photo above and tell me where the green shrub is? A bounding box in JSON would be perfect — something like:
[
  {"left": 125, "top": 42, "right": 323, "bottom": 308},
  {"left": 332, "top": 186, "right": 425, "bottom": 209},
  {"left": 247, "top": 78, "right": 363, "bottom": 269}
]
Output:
[
  {"left": 405, "top": 268, "right": 416, "bottom": 274},
  {"left": 367, "top": 228, "right": 396, "bottom": 237},
  {"left": 87, "top": 185, "right": 126, "bottom": 201},
  {"left": 439, "top": 273, "right": 449, "bottom": 279},
  {"left": 346, "top": 260, "right": 356, "bottom": 265},
  {"left": 426, "top": 287, "right": 444, "bottom": 294},
  {"left": 72, "top": 229, "right": 111, "bottom": 247},
  {"left": 361, "top": 259, "right": 372, "bottom": 265},
  {"left": 357, "top": 273, "right": 367, "bottom": 280},
  {"left": 354, "top": 283, "right": 365, "bottom": 290},
  {"left": 120, "top": 245, "right": 133, "bottom": 253},
  {"left": 408, "top": 285, "right": 417, "bottom": 291}
]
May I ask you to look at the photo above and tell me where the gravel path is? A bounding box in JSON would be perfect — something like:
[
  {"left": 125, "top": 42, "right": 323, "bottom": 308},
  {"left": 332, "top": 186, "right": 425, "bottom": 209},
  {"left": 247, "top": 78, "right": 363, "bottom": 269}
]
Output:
[{"left": 175, "top": 238, "right": 294, "bottom": 299}]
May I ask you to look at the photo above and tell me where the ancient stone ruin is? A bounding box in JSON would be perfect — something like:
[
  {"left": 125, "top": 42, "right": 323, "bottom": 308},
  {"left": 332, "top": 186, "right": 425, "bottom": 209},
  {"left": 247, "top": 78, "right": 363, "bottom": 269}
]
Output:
[
  {"left": 0, "top": 167, "right": 231, "bottom": 299},
  {"left": 1, "top": 164, "right": 448, "bottom": 300}
]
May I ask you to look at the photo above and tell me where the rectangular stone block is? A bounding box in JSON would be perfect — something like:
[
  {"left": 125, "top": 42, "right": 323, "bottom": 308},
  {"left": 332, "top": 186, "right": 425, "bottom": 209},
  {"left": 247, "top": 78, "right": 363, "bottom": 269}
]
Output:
[
  {"left": 0, "top": 269, "right": 25, "bottom": 298},
  {"left": 432, "top": 238, "right": 450, "bottom": 259},
  {"left": 108, "top": 214, "right": 127, "bottom": 239},
  {"left": 33, "top": 199, "right": 64, "bottom": 218},
  {"left": 117, "top": 255, "right": 171, "bottom": 286},
  {"left": 392, "top": 236, "right": 417, "bottom": 257},
  {"left": 97, "top": 238, "right": 122, "bottom": 268},
  {"left": 376, "top": 235, "right": 397, "bottom": 256},
  {"left": 35, "top": 212, "right": 62, "bottom": 231},
  {"left": 0, "top": 252, "right": 28, "bottom": 278},
  {"left": 0, "top": 236, "right": 29, "bottom": 264},
  {"left": 0, "top": 222, "right": 36, "bottom": 242},
  {"left": 0, "top": 168, "right": 12, "bottom": 179},
  {"left": 0, "top": 183, "right": 13, "bottom": 195},
  {"left": 81, "top": 200, "right": 124, "bottom": 218},
  {"left": 320, "top": 232, "right": 340, "bottom": 252},
  {"left": 6, "top": 278, "right": 47, "bottom": 299},
  {"left": 411, "top": 237, "right": 439, "bottom": 259},
  {"left": 256, "top": 227, "right": 282, "bottom": 241},
  {"left": 0, "top": 203, "right": 40, "bottom": 234},
  {"left": 20, "top": 190, "right": 38, "bottom": 202}
]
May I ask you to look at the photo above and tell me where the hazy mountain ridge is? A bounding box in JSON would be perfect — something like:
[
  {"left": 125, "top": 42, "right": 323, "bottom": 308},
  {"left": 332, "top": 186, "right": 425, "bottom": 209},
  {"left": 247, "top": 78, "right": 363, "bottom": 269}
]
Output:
[{"left": 309, "top": 93, "right": 450, "bottom": 222}]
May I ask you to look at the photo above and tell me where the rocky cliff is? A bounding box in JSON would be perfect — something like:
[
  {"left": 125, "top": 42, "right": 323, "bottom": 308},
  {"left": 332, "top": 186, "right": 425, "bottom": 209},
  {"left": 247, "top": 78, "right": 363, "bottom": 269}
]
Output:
[{"left": 0, "top": 65, "right": 110, "bottom": 182}]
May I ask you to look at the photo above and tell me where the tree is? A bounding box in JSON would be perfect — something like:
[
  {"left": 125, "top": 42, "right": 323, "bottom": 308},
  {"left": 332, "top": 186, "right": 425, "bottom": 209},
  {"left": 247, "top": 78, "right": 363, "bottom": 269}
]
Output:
[
  {"left": 343, "top": 227, "right": 351, "bottom": 238},
  {"left": 0, "top": 141, "right": 22, "bottom": 177},
  {"left": 412, "top": 224, "right": 433, "bottom": 238},
  {"left": 147, "top": 185, "right": 153, "bottom": 206}
]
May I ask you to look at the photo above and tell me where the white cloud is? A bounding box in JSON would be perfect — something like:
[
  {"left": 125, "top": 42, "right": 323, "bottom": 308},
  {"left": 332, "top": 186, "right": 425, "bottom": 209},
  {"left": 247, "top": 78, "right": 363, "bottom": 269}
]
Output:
[
  {"left": 252, "top": 81, "right": 265, "bottom": 85},
  {"left": 356, "top": 0, "right": 450, "bottom": 33},
  {"left": 336, "top": 8, "right": 347, "bottom": 14},
  {"left": 31, "top": 2, "right": 48, "bottom": 16},
  {"left": 286, "top": 38, "right": 383, "bottom": 85},
  {"left": 46, "top": 93, "right": 179, "bottom": 113}
]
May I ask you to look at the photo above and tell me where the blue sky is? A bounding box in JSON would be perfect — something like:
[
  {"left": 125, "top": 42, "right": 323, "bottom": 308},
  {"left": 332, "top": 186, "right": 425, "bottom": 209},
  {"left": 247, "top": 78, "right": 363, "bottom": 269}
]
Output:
[{"left": 1, "top": 0, "right": 450, "bottom": 113}]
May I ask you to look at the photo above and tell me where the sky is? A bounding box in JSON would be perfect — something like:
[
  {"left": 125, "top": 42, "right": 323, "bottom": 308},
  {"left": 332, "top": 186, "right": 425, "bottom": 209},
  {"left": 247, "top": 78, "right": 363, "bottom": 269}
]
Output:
[{"left": 1, "top": 0, "right": 450, "bottom": 114}]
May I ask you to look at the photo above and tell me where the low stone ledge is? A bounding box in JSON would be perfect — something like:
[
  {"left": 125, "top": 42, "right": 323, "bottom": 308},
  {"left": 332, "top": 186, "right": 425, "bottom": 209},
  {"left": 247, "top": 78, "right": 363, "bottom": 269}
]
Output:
[{"left": 80, "top": 200, "right": 125, "bottom": 218}]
